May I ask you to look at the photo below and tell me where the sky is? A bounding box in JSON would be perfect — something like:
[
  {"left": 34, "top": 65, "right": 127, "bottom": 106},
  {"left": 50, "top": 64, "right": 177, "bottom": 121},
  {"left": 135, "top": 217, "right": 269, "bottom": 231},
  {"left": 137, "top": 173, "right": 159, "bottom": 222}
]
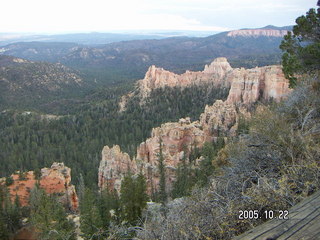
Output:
[{"left": 0, "top": 0, "right": 316, "bottom": 33}]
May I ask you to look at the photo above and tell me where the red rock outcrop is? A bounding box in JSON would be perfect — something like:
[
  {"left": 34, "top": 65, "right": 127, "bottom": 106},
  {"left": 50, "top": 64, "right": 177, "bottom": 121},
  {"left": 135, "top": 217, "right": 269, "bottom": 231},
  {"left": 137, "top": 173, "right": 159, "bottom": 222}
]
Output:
[{"left": 3, "top": 162, "right": 78, "bottom": 211}]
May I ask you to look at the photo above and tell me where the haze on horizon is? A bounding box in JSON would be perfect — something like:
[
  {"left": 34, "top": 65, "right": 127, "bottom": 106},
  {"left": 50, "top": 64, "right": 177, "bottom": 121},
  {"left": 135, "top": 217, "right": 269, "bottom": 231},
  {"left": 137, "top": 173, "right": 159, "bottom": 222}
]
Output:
[{"left": 0, "top": 0, "right": 316, "bottom": 34}]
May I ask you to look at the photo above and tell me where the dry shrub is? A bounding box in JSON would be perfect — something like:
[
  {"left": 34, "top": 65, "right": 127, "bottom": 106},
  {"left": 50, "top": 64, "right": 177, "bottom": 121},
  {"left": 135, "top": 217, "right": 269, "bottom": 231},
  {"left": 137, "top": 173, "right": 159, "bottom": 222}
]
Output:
[{"left": 137, "top": 76, "right": 320, "bottom": 240}]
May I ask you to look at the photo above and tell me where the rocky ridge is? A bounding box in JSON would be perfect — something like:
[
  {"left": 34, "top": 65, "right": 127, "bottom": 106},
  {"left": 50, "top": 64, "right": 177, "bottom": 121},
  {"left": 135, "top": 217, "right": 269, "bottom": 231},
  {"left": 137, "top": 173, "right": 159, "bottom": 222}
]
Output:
[
  {"left": 136, "top": 57, "right": 233, "bottom": 99},
  {"left": 102, "top": 58, "right": 291, "bottom": 194},
  {"left": 226, "top": 65, "right": 290, "bottom": 104},
  {"left": 227, "top": 29, "right": 289, "bottom": 37},
  {"left": 2, "top": 162, "right": 78, "bottom": 211},
  {"left": 124, "top": 57, "right": 289, "bottom": 107},
  {"left": 136, "top": 118, "right": 207, "bottom": 193}
]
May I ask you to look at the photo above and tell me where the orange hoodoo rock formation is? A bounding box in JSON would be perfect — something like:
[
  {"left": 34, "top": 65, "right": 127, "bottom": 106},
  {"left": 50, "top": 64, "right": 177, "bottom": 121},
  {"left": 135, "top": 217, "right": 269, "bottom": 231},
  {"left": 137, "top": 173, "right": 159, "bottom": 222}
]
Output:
[
  {"left": 101, "top": 57, "right": 291, "bottom": 195},
  {"left": 2, "top": 162, "right": 78, "bottom": 211}
]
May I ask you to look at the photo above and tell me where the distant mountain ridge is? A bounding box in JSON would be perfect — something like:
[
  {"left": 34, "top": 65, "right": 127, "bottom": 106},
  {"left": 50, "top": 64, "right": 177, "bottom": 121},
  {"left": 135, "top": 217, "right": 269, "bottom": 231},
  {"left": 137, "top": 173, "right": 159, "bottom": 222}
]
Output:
[
  {"left": 260, "top": 25, "right": 292, "bottom": 30},
  {"left": 0, "top": 42, "right": 80, "bottom": 62},
  {"left": 0, "top": 32, "right": 168, "bottom": 46},
  {"left": 227, "top": 27, "right": 290, "bottom": 37},
  {"left": 0, "top": 55, "right": 87, "bottom": 111},
  {"left": 0, "top": 25, "right": 291, "bottom": 85}
]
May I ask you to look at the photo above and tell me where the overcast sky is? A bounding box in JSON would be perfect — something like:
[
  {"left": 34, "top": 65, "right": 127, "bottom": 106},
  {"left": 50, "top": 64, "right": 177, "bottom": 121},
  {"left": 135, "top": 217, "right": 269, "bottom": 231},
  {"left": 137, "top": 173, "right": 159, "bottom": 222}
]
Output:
[{"left": 0, "top": 0, "right": 316, "bottom": 33}]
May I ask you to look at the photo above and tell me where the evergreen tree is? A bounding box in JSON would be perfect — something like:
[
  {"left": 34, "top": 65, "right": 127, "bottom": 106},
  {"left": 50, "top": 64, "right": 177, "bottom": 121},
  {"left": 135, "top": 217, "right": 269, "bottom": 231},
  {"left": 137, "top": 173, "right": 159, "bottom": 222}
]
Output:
[
  {"left": 34, "top": 168, "right": 41, "bottom": 180},
  {"left": 120, "top": 173, "right": 135, "bottom": 224},
  {"left": 0, "top": 216, "right": 9, "bottom": 240},
  {"left": 196, "top": 139, "right": 225, "bottom": 187},
  {"left": 197, "top": 142, "right": 216, "bottom": 187},
  {"left": 5, "top": 176, "right": 14, "bottom": 186},
  {"left": 280, "top": 6, "right": 320, "bottom": 87},
  {"left": 12, "top": 195, "right": 22, "bottom": 229},
  {"left": 77, "top": 173, "right": 85, "bottom": 205},
  {"left": 80, "top": 188, "right": 103, "bottom": 239},
  {"left": 97, "top": 189, "right": 120, "bottom": 229},
  {"left": 0, "top": 186, "right": 23, "bottom": 239},
  {"left": 29, "top": 185, "right": 76, "bottom": 240},
  {"left": 0, "top": 188, "right": 12, "bottom": 239},
  {"left": 120, "top": 172, "right": 148, "bottom": 225},
  {"left": 157, "top": 138, "right": 167, "bottom": 204},
  {"left": 172, "top": 149, "right": 193, "bottom": 198},
  {"left": 134, "top": 173, "right": 149, "bottom": 220}
]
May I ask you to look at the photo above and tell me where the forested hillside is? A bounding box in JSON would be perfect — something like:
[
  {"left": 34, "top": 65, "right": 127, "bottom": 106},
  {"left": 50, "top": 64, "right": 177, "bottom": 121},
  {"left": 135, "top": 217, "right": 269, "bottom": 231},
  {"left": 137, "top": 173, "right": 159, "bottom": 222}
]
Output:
[
  {"left": 0, "top": 55, "right": 89, "bottom": 112},
  {"left": 0, "top": 4, "right": 317, "bottom": 240},
  {"left": 0, "top": 26, "right": 290, "bottom": 86},
  {"left": 0, "top": 84, "right": 228, "bottom": 187}
]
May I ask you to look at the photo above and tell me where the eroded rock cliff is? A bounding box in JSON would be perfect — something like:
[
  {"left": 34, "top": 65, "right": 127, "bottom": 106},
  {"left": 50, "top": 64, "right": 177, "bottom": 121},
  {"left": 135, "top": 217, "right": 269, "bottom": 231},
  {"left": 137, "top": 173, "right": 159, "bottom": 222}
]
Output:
[
  {"left": 98, "top": 118, "right": 207, "bottom": 194},
  {"left": 136, "top": 118, "right": 207, "bottom": 193},
  {"left": 198, "top": 63, "right": 291, "bottom": 139},
  {"left": 98, "top": 145, "right": 137, "bottom": 192},
  {"left": 103, "top": 57, "right": 291, "bottom": 195},
  {"left": 136, "top": 57, "right": 232, "bottom": 99},
  {"left": 129, "top": 57, "right": 290, "bottom": 105},
  {"left": 226, "top": 65, "right": 290, "bottom": 104},
  {"left": 3, "top": 162, "right": 78, "bottom": 211}
]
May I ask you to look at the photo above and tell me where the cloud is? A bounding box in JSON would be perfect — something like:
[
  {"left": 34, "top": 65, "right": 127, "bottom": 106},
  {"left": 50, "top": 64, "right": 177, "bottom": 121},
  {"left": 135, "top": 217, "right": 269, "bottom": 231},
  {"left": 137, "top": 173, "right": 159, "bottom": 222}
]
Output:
[{"left": 0, "top": 0, "right": 313, "bottom": 33}]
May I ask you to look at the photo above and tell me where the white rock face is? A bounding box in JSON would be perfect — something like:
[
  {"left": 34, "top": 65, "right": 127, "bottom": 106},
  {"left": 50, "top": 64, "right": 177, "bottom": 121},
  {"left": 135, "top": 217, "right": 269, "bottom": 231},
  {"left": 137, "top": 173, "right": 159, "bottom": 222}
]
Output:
[
  {"left": 136, "top": 57, "right": 290, "bottom": 104},
  {"left": 137, "top": 57, "right": 233, "bottom": 99},
  {"left": 98, "top": 145, "right": 137, "bottom": 192},
  {"left": 101, "top": 57, "right": 291, "bottom": 196},
  {"left": 227, "top": 29, "right": 289, "bottom": 37},
  {"left": 203, "top": 57, "right": 233, "bottom": 77},
  {"left": 226, "top": 65, "right": 291, "bottom": 105}
]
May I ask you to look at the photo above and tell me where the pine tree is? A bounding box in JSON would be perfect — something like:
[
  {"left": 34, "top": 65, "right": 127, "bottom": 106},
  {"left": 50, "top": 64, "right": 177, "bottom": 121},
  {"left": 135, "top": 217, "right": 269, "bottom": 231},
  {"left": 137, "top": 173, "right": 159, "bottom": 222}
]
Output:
[
  {"left": 157, "top": 138, "right": 167, "bottom": 204},
  {"left": 34, "top": 168, "right": 41, "bottom": 180},
  {"left": 134, "top": 173, "right": 149, "bottom": 220},
  {"left": 29, "top": 185, "right": 76, "bottom": 240},
  {"left": 196, "top": 139, "right": 224, "bottom": 187},
  {"left": 80, "top": 188, "right": 103, "bottom": 239},
  {"left": 120, "top": 172, "right": 148, "bottom": 225},
  {"left": 77, "top": 173, "right": 85, "bottom": 205},
  {"left": 0, "top": 186, "right": 12, "bottom": 239},
  {"left": 0, "top": 186, "right": 23, "bottom": 238},
  {"left": 280, "top": 6, "right": 320, "bottom": 87},
  {"left": 120, "top": 173, "right": 136, "bottom": 224},
  {"left": 98, "top": 189, "right": 120, "bottom": 228},
  {"left": 172, "top": 152, "right": 193, "bottom": 198},
  {"left": 11, "top": 194, "right": 22, "bottom": 230},
  {"left": 5, "top": 176, "right": 14, "bottom": 186}
]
